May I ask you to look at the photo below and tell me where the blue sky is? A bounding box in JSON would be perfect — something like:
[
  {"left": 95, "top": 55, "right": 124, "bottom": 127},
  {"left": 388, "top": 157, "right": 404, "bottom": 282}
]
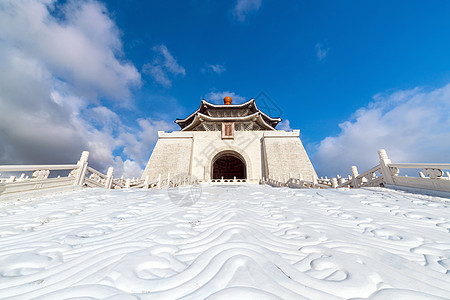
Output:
[{"left": 0, "top": 0, "right": 449, "bottom": 178}]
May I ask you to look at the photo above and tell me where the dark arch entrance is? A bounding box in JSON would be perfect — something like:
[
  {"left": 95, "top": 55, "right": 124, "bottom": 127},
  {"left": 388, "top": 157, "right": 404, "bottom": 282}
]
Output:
[{"left": 212, "top": 153, "right": 246, "bottom": 179}]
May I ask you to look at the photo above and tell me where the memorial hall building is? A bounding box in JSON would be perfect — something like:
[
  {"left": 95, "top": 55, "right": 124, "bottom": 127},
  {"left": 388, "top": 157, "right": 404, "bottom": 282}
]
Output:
[{"left": 142, "top": 97, "right": 317, "bottom": 183}]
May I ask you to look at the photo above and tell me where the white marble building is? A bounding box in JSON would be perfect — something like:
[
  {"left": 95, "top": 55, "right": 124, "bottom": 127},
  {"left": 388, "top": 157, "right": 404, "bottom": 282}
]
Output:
[{"left": 142, "top": 97, "right": 317, "bottom": 183}]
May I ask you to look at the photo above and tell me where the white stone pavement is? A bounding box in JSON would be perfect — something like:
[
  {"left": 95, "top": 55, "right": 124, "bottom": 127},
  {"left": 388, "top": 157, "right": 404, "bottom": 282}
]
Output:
[{"left": 0, "top": 185, "right": 449, "bottom": 299}]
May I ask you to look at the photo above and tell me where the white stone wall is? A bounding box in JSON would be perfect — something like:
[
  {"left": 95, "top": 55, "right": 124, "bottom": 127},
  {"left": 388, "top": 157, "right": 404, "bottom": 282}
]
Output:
[
  {"left": 141, "top": 131, "right": 193, "bottom": 181},
  {"left": 263, "top": 130, "right": 317, "bottom": 181},
  {"left": 142, "top": 129, "right": 317, "bottom": 184},
  {"left": 190, "top": 131, "right": 263, "bottom": 183}
]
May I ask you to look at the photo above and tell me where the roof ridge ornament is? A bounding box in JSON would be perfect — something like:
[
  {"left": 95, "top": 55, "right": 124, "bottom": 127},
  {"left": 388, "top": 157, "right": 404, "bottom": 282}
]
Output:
[{"left": 224, "top": 96, "right": 232, "bottom": 105}]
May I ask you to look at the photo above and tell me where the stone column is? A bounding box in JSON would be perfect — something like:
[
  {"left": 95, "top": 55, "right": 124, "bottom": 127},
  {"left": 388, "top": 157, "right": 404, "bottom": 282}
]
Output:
[
  {"left": 351, "top": 166, "right": 360, "bottom": 188},
  {"left": 378, "top": 149, "right": 395, "bottom": 185},
  {"left": 104, "top": 167, "right": 114, "bottom": 189},
  {"left": 74, "top": 151, "right": 89, "bottom": 186}
]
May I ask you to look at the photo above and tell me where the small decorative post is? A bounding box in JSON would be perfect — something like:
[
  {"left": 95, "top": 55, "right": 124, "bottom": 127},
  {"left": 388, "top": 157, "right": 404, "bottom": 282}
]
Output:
[
  {"left": 157, "top": 174, "right": 162, "bottom": 189},
  {"left": 351, "top": 166, "right": 360, "bottom": 188},
  {"left": 313, "top": 175, "right": 318, "bottom": 188},
  {"left": 105, "top": 167, "right": 114, "bottom": 189},
  {"left": 331, "top": 177, "right": 338, "bottom": 188},
  {"left": 144, "top": 175, "right": 150, "bottom": 189},
  {"left": 74, "top": 151, "right": 89, "bottom": 186},
  {"left": 378, "top": 149, "right": 395, "bottom": 185}
]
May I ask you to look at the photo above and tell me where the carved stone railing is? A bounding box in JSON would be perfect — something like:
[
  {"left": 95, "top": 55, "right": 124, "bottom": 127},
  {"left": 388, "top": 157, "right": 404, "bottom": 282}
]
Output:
[
  {"left": 0, "top": 152, "right": 89, "bottom": 196},
  {"left": 84, "top": 166, "right": 114, "bottom": 189},
  {"left": 334, "top": 149, "right": 450, "bottom": 193},
  {"left": 3, "top": 149, "right": 448, "bottom": 196},
  {"left": 261, "top": 149, "right": 449, "bottom": 193},
  {"left": 382, "top": 165, "right": 450, "bottom": 193},
  {"left": 262, "top": 174, "right": 331, "bottom": 189},
  {"left": 202, "top": 178, "right": 248, "bottom": 184},
  {"left": 0, "top": 154, "right": 201, "bottom": 196},
  {"left": 336, "top": 164, "right": 384, "bottom": 189}
]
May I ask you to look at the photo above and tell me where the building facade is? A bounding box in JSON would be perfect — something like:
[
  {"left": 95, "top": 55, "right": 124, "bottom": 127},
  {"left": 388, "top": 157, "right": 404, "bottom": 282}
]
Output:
[{"left": 141, "top": 97, "right": 317, "bottom": 183}]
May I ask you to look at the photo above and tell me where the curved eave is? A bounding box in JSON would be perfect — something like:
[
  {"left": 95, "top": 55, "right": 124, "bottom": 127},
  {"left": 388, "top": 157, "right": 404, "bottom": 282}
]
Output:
[
  {"left": 251, "top": 101, "right": 282, "bottom": 127},
  {"left": 176, "top": 99, "right": 257, "bottom": 122},
  {"left": 175, "top": 100, "right": 207, "bottom": 129},
  {"left": 176, "top": 98, "right": 282, "bottom": 129},
  {"left": 181, "top": 112, "right": 277, "bottom": 131}
]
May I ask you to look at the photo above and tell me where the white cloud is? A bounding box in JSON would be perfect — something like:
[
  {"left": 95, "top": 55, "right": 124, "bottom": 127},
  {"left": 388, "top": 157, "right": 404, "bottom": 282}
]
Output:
[
  {"left": 143, "top": 45, "right": 186, "bottom": 88},
  {"left": 277, "top": 119, "right": 292, "bottom": 131},
  {"left": 204, "top": 91, "right": 247, "bottom": 104},
  {"left": 233, "top": 0, "right": 262, "bottom": 22},
  {"left": 0, "top": 0, "right": 171, "bottom": 179},
  {"left": 315, "top": 43, "right": 329, "bottom": 61},
  {"left": 112, "top": 157, "right": 145, "bottom": 180},
  {"left": 313, "top": 85, "right": 450, "bottom": 177},
  {"left": 0, "top": 0, "right": 140, "bottom": 101},
  {"left": 202, "top": 64, "right": 226, "bottom": 75},
  {"left": 119, "top": 119, "right": 175, "bottom": 167}
]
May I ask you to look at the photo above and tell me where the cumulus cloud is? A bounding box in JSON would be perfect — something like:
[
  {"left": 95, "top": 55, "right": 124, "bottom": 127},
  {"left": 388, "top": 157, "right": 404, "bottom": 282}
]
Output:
[
  {"left": 113, "top": 118, "right": 176, "bottom": 178},
  {"left": 233, "top": 0, "right": 262, "bottom": 22},
  {"left": 277, "top": 119, "right": 292, "bottom": 131},
  {"left": 0, "top": 0, "right": 140, "bottom": 101},
  {"left": 204, "top": 91, "right": 247, "bottom": 104},
  {"left": 0, "top": 0, "right": 171, "bottom": 179},
  {"left": 313, "top": 85, "right": 450, "bottom": 177},
  {"left": 315, "top": 43, "right": 329, "bottom": 61},
  {"left": 142, "top": 45, "right": 186, "bottom": 88},
  {"left": 202, "top": 64, "right": 226, "bottom": 75}
]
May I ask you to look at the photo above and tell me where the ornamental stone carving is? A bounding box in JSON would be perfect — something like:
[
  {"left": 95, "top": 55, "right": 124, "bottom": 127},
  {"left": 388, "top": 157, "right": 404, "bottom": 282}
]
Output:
[
  {"left": 32, "top": 169, "right": 50, "bottom": 180},
  {"left": 423, "top": 168, "right": 443, "bottom": 179},
  {"left": 389, "top": 167, "right": 399, "bottom": 176},
  {"left": 89, "top": 173, "right": 102, "bottom": 182}
]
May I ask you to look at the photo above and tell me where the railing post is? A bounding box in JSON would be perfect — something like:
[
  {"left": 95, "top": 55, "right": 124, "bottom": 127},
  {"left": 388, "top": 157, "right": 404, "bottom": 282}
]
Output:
[
  {"left": 125, "top": 178, "right": 131, "bottom": 188},
  {"left": 144, "top": 175, "right": 150, "bottom": 189},
  {"left": 157, "top": 174, "right": 161, "bottom": 189},
  {"left": 74, "top": 151, "right": 89, "bottom": 186},
  {"left": 105, "top": 167, "right": 114, "bottom": 189},
  {"left": 331, "top": 178, "right": 338, "bottom": 188},
  {"left": 351, "top": 166, "right": 360, "bottom": 188},
  {"left": 378, "top": 149, "right": 395, "bottom": 185},
  {"left": 313, "top": 175, "right": 318, "bottom": 188}
]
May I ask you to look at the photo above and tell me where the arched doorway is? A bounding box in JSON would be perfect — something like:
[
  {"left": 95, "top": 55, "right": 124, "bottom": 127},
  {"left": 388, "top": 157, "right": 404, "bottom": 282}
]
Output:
[{"left": 212, "top": 152, "right": 246, "bottom": 179}]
